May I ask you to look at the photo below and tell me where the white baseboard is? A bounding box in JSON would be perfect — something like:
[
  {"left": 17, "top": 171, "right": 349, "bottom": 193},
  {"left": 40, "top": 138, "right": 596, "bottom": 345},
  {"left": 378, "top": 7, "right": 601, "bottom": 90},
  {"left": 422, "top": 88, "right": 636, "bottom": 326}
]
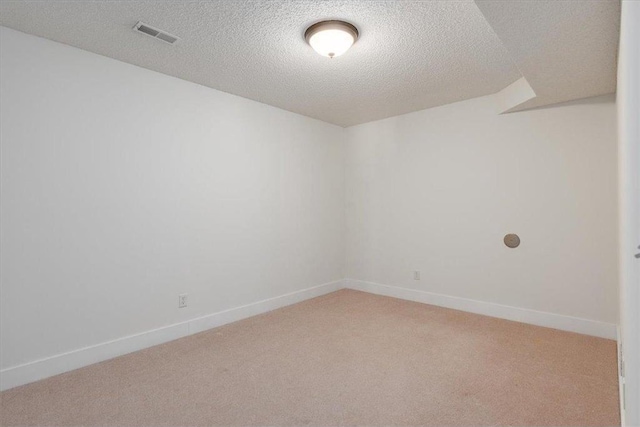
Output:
[
  {"left": 188, "top": 280, "right": 343, "bottom": 334},
  {"left": 2, "top": 278, "right": 617, "bottom": 392},
  {"left": 345, "top": 279, "right": 618, "bottom": 340},
  {"left": 0, "top": 280, "right": 344, "bottom": 391}
]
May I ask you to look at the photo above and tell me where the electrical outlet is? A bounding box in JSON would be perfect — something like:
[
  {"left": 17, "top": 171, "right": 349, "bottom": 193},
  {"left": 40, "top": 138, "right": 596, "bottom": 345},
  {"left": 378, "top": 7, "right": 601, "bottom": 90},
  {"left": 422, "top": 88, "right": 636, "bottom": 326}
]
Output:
[
  {"left": 178, "top": 294, "right": 188, "bottom": 308},
  {"left": 413, "top": 271, "right": 420, "bottom": 280}
]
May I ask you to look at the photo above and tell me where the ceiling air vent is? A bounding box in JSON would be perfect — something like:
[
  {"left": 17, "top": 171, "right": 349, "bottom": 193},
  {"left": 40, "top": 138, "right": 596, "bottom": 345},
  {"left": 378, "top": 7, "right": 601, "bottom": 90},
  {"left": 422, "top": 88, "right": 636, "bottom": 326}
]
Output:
[{"left": 133, "top": 21, "right": 179, "bottom": 45}]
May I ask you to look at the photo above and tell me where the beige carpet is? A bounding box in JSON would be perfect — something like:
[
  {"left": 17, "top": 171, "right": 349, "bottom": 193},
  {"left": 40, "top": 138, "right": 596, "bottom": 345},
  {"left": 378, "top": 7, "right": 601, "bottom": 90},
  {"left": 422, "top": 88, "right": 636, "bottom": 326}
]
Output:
[{"left": 1, "top": 289, "right": 620, "bottom": 426}]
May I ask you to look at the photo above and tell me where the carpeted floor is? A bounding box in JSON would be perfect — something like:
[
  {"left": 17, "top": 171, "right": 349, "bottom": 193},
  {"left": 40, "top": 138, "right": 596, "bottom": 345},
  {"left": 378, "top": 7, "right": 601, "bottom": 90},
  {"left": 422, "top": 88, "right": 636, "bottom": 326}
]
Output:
[{"left": 0, "top": 289, "right": 620, "bottom": 426}]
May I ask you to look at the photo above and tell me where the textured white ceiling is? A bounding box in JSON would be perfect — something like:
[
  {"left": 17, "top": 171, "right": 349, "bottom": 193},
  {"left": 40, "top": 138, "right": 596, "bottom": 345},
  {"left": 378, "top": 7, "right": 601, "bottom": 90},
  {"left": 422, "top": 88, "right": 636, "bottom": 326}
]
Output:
[
  {"left": 0, "top": 0, "right": 521, "bottom": 126},
  {"left": 476, "top": 0, "right": 620, "bottom": 112},
  {"left": 0, "top": 1, "right": 619, "bottom": 126}
]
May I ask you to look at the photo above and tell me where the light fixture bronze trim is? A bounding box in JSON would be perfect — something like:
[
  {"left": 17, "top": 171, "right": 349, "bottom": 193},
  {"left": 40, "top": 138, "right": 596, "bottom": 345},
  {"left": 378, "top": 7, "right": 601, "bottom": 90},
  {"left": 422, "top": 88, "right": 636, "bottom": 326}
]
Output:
[{"left": 304, "top": 20, "right": 359, "bottom": 57}]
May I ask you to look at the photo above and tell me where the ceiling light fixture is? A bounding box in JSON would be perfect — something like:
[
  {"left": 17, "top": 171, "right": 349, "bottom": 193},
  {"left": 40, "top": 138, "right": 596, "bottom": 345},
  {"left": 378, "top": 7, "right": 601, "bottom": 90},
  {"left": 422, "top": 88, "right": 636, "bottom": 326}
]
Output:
[{"left": 304, "top": 20, "right": 359, "bottom": 58}]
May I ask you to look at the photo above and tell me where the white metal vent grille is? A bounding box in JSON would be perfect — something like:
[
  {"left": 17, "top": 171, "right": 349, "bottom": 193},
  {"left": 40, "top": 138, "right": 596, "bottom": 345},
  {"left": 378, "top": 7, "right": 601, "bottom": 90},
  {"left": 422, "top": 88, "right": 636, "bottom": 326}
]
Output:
[{"left": 133, "top": 21, "right": 179, "bottom": 45}]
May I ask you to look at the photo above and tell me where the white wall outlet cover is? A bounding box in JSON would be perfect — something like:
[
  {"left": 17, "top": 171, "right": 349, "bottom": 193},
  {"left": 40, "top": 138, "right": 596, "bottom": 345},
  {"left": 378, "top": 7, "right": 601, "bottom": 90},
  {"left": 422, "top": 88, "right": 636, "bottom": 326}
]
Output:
[{"left": 178, "top": 294, "right": 188, "bottom": 308}]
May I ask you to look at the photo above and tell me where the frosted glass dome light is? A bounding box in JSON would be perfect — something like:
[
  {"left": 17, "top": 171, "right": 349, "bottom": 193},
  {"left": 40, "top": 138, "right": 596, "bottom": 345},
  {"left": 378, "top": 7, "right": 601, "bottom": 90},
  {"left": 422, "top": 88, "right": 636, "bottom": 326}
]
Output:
[{"left": 305, "top": 20, "right": 359, "bottom": 58}]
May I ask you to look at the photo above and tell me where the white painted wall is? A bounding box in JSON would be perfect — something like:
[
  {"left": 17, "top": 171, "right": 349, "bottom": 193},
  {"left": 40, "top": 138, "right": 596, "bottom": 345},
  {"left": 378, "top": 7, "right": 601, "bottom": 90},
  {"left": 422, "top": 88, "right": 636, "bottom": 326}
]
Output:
[
  {"left": 0, "top": 24, "right": 621, "bottom": 392},
  {"left": 345, "top": 94, "right": 618, "bottom": 325},
  {"left": 617, "top": 1, "right": 640, "bottom": 424},
  {"left": 0, "top": 27, "right": 345, "bottom": 372}
]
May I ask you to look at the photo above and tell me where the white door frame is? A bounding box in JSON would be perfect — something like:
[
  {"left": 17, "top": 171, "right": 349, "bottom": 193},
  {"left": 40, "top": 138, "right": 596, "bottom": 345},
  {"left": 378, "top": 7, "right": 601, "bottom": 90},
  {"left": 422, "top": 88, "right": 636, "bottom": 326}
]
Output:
[{"left": 617, "top": 1, "right": 640, "bottom": 425}]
